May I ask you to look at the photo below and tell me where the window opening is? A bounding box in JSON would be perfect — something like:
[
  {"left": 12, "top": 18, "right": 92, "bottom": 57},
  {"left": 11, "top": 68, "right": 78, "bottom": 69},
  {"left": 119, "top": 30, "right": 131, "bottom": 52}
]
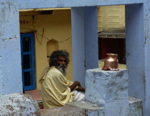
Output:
[{"left": 20, "top": 33, "right": 36, "bottom": 91}]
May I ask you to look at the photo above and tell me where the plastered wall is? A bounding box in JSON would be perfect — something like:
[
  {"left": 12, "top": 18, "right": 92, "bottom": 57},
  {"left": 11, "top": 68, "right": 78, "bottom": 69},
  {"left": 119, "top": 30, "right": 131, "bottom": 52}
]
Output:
[
  {"left": 1, "top": 0, "right": 150, "bottom": 115},
  {"left": 0, "top": 1, "right": 22, "bottom": 94},
  {"left": 98, "top": 5, "right": 125, "bottom": 32}
]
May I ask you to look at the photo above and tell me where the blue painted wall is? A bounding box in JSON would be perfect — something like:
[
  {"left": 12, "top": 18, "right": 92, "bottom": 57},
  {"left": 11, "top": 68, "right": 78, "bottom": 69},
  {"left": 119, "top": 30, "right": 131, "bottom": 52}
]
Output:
[
  {"left": 0, "top": 1, "right": 22, "bottom": 94},
  {"left": 0, "top": 0, "right": 150, "bottom": 115},
  {"left": 16, "top": 0, "right": 143, "bottom": 9},
  {"left": 71, "top": 7, "right": 86, "bottom": 87},
  {"left": 143, "top": 1, "right": 150, "bottom": 115},
  {"left": 71, "top": 7, "right": 98, "bottom": 87},
  {"left": 126, "top": 3, "right": 145, "bottom": 113}
]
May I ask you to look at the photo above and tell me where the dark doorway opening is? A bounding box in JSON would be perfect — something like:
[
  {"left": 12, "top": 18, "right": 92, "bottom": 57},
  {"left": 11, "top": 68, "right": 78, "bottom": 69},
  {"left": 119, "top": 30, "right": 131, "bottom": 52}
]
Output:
[{"left": 98, "top": 37, "right": 126, "bottom": 64}]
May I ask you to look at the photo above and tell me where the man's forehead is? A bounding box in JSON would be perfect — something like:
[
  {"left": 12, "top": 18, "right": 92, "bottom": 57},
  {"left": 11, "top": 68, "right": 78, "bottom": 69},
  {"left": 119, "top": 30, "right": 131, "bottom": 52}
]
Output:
[{"left": 58, "top": 56, "right": 65, "bottom": 59}]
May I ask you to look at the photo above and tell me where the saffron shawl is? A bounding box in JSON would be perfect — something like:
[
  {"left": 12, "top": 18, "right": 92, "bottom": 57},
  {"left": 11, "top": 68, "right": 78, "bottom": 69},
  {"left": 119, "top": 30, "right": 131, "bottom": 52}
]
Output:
[{"left": 40, "top": 66, "right": 74, "bottom": 108}]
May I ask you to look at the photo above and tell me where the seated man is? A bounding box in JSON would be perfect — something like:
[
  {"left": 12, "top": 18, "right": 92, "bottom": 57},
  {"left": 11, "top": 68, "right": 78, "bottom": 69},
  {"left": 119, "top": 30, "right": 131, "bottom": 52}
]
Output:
[{"left": 39, "top": 50, "right": 85, "bottom": 109}]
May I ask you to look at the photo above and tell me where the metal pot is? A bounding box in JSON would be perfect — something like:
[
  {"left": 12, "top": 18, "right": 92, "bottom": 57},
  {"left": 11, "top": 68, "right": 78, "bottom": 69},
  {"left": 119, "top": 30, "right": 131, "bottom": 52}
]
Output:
[{"left": 103, "top": 53, "right": 119, "bottom": 70}]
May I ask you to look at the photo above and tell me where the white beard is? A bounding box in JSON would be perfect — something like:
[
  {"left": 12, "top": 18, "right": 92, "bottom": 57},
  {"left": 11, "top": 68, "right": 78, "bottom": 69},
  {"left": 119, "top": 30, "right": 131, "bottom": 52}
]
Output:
[{"left": 57, "top": 65, "right": 67, "bottom": 76}]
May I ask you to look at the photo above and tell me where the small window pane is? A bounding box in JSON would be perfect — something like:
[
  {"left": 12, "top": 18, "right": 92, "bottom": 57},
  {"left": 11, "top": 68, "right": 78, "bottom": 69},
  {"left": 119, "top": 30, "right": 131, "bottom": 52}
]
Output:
[
  {"left": 24, "top": 71, "right": 32, "bottom": 86},
  {"left": 23, "top": 54, "right": 31, "bottom": 69},
  {"left": 23, "top": 37, "right": 31, "bottom": 52}
]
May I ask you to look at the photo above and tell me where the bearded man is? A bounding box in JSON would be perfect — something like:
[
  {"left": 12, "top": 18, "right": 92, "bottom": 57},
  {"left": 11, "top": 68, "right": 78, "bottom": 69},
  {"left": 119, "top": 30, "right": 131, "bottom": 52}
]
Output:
[{"left": 39, "top": 50, "right": 85, "bottom": 109}]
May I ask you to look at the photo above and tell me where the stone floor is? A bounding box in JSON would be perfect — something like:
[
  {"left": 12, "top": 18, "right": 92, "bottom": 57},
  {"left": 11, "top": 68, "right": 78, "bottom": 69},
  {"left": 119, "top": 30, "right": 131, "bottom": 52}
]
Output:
[
  {"left": 25, "top": 89, "right": 42, "bottom": 101},
  {"left": 25, "top": 89, "right": 43, "bottom": 109}
]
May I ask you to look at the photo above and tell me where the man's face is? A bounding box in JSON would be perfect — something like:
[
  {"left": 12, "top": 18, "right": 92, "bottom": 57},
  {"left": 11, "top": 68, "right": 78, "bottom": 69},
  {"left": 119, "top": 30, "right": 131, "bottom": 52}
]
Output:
[
  {"left": 56, "top": 56, "right": 67, "bottom": 76},
  {"left": 57, "top": 56, "right": 67, "bottom": 66}
]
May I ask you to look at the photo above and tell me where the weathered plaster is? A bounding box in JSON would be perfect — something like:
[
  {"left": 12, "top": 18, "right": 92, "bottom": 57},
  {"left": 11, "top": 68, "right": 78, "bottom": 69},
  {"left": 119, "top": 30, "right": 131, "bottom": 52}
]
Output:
[
  {"left": 15, "top": 0, "right": 143, "bottom": 10},
  {"left": 0, "top": 93, "right": 40, "bottom": 115},
  {"left": 128, "top": 97, "right": 143, "bottom": 116},
  {"left": 85, "top": 69, "right": 143, "bottom": 116},
  {"left": 85, "top": 69, "right": 128, "bottom": 105},
  {"left": 0, "top": 1, "right": 22, "bottom": 94}
]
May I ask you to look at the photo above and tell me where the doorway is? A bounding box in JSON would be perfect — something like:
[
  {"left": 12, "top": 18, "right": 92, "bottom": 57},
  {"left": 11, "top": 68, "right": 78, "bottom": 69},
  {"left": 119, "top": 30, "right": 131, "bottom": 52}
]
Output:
[{"left": 20, "top": 33, "right": 36, "bottom": 91}]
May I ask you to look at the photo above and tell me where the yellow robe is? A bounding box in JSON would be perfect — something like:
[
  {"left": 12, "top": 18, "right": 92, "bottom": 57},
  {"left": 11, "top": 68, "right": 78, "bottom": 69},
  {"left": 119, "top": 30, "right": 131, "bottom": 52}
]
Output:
[{"left": 40, "top": 66, "right": 74, "bottom": 109}]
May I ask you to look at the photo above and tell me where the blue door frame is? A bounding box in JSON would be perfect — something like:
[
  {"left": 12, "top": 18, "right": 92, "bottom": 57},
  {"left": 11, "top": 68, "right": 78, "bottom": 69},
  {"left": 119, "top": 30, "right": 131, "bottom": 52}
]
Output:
[{"left": 20, "top": 33, "right": 36, "bottom": 91}]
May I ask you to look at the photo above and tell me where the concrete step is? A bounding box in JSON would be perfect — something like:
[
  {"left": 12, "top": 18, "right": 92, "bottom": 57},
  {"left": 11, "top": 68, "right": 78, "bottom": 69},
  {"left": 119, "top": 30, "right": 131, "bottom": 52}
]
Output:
[{"left": 40, "top": 104, "right": 86, "bottom": 116}]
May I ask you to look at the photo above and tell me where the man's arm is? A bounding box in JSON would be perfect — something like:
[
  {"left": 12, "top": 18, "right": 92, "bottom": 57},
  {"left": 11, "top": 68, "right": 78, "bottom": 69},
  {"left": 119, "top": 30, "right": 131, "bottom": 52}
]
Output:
[
  {"left": 75, "top": 86, "right": 85, "bottom": 92},
  {"left": 69, "top": 81, "right": 85, "bottom": 92}
]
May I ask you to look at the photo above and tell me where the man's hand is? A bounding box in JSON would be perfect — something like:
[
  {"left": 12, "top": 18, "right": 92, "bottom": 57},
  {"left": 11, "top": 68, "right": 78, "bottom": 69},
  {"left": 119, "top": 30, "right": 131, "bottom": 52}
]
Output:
[
  {"left": 73, "top": 81, "right": 81, "bottom": 87},
  {"left": 76, "top": 86, "right": 85, "bottom": 92},
  {"left": 69, "top": 81, "right": 85, "bottom": 92}
]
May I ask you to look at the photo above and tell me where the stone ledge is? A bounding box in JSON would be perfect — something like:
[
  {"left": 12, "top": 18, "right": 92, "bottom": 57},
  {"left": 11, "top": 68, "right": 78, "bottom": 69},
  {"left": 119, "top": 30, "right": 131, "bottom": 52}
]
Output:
[
  {"left": 68, "top": 98, "right": 143, "bottom": 116},
  {"left": 0, "top": 94, "right": 142, "bottom": 116},
  {"left": 68, "top": 101, "right": 104, "bottom": 116},
  {"left": 68, "top": 101, "right": 102, "bottom": 110},
  {"left": 40, "top": 101, "right": 103, "bottom": 116},
  {"left": 85, "top": 69, "right": 128, "bottom": 105},
  {"left": 0, "top": 93, "right": 41, "bottom": 116},
  {"left": 128, "top": 97, "right": 143, "bottom": 116},
  {"left": 39, "top": 97, "right": 142, "bottom": 116},
  {"left": 40, "top": 104, "right": 86, "bottom": 116}
]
